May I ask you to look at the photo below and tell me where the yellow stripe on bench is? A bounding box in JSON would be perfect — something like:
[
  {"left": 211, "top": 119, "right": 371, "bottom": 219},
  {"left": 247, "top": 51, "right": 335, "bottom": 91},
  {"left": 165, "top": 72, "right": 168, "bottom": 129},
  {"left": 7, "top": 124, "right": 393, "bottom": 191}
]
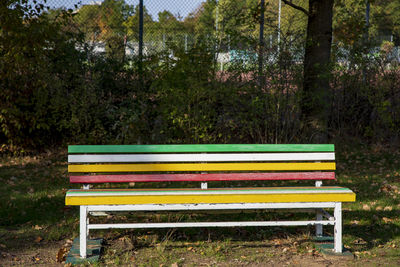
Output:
[
  {"left": 68, "top": 162, "right": 336, "bottom": 173},
  {"left": 66, "top": 187, "right": 355, "bottom": 205}
]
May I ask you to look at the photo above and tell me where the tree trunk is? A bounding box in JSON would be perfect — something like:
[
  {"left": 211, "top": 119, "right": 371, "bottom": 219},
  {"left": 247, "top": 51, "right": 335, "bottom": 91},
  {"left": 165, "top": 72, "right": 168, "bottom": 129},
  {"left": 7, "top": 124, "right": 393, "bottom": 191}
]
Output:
[{"left": 302, "top": 0, "right": 334, "bottom": 142}]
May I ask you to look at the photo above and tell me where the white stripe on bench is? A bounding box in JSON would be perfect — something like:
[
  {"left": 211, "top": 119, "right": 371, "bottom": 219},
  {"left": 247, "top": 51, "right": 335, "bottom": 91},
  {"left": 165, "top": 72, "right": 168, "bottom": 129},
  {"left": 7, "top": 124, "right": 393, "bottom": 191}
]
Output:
[
  {"left": 67, "top": 188, "right": 353, "bottom": 197},
  {"left": 88, "top": 220, "right": 336, "bottom": 230},
  {"left": 68, "top": 152, "right": 335, "bottom": 163}
]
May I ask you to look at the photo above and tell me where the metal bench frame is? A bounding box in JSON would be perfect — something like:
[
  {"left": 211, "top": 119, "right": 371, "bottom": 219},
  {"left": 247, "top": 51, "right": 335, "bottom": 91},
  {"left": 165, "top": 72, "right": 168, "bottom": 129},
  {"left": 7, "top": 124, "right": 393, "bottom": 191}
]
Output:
[
  {"left": 79, "top": 202, "right": 342, "bottom": 258},
  {"left": 65, "top": 144, "right": 354, "bottom": 258}
]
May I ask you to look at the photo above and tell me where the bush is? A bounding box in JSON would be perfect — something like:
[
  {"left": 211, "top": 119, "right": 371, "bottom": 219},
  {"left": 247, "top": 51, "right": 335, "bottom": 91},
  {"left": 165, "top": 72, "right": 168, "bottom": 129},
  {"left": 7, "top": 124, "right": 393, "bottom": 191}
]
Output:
[{"left": 1, "top": 2, "right": 399, "bottom": 152}]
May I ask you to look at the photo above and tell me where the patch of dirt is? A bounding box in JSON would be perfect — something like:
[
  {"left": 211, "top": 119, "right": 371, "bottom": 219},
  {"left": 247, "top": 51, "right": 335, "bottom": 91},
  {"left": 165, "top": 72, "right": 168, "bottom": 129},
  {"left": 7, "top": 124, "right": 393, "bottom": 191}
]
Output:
[
  {"left": 0, "top": 239, "right": 71, "bottom": 266},
  {"left": 0, "top": 235, "right": 397, "bottom": 267}
]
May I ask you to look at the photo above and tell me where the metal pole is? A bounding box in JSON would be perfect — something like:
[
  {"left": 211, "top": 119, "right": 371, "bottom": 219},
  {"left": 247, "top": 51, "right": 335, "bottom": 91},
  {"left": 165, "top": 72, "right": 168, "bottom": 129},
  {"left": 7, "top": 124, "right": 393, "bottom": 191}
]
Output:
[
  {"left": 365, "top": 0, "right": 370, "bottom": 34},
  {"left": 185, "top": 34, "right": 188, "bottom": 52},
  {"left": 258, "top": 0, "right": 265, "bottom": 88},
  {"left": 139, "top": 0, "right": 144, "bottom": 76},
  {"left": 215, "top": 1, "right": 219, "bottom": 32},
  {"left": 278, "top": 0, "right": 281, "bottom": 52},
  {"left": 362, "top": 0, "right": 370, "bottom": 84},
  {"left": 365, "top": 0, "right": 370, "bottom": 43}
]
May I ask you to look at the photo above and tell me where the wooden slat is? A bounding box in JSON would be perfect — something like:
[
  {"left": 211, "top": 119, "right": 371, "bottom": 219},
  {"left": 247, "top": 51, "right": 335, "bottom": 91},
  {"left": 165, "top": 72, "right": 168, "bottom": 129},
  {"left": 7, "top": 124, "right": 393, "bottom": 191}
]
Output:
[
  {"left": 66, "top": 193, "right": 356, "bottom": 205},
  {"left": 65, "top": 187, "right": 356, "bottom": 205},
  {"left": 66, "top": 187, "right": 354, "bottom": 196},
  {"left": 70, "top": 172, "right": 336, "bottom": 183},
  {"left": 68, "top": 153, "right": 335, "bottom": 163},
  {"left": 68, "top": 144, "right": 335, "bottom": 154},
  {"left": 68, "top": 162, "right": 336, "bottom": 173}
]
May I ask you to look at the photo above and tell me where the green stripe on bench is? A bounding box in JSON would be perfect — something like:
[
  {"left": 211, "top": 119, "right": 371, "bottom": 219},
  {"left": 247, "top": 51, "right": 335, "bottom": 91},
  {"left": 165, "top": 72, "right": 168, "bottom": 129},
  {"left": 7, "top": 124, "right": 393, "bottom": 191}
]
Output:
[{"left": 68, "top": 144, "right": 335, "bottom": 153}]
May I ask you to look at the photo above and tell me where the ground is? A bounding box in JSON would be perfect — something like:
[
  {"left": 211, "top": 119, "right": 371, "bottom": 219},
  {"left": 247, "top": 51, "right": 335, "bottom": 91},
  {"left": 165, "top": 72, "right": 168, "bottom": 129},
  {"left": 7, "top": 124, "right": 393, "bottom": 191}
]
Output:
[{"left": 1, "top": 145, "right": 400, "bottom": 266}]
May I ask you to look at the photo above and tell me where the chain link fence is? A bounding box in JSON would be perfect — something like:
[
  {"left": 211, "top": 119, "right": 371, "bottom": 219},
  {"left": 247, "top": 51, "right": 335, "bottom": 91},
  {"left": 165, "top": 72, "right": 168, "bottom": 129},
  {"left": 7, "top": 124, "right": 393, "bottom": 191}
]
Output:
[
  {"left": 2, "top": 0, "right": 400, "bottom": 149},
  {"left": 18, "top": 0, "right": 400, "bottom": 68},
  {"left": 29, "top": 0, "right": 294, "bottom": 69}
]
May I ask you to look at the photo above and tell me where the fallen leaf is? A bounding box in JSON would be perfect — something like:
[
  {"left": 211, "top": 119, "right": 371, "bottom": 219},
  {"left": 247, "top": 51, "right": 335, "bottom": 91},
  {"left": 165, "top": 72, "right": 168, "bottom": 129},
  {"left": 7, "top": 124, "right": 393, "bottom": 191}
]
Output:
[
  {"left": 382, "top": 217, "right": 393, "bottom": 223},
  {"left": 384, "top": 206, "right": 392, "bottom": 211},
  {"left": 34, "top": 225, "right": 43, "bottom": 230},
  {"left": 362, "top": 204, "right": 371, "bottom": 211},
  {"left": 35, "top": 236, "right": 43, "bottom": 243},
  {"left": 63, "top": 239, "right": 73, "bottom": 247},
  {"left": 57, "top": 248, "right": 67, "bottom": 262},
  {"left": 353, "top": 238, "right": 367, "bottom": 245},
  {"left": 171, "top": 263, "right": 179, "bottom": 267}
]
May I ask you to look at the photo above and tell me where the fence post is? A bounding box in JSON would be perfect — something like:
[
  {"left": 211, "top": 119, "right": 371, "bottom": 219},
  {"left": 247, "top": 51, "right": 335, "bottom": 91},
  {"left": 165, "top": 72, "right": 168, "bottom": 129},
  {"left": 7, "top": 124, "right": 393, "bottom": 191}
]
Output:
[
  {"left": 185, "top": 34, "right": 188, "bottom": 52},
  {"left": 258, "top": 0, "right": 265, "bottom": 88},
  {"left": 139, "top": 0, "right": 144, "bottom": 87},
  {"left": 362, "top": 0, "right": 370, "bottom": 84}
]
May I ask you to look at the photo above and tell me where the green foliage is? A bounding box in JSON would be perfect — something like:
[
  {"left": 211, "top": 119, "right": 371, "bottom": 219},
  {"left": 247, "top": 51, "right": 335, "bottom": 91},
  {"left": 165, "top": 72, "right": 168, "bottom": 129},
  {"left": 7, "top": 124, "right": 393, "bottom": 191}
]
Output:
[
  {"left": 333, "top": 0, "right": 400, "bottom": 46},
  {"left": 124, "top": 4, "right": 154, "bottom": 42},
  {"left": 184, "top": 0, "right": 217, "bottom": 36},
  {"left": 1, "top": 0, "right": 400, "bottom": 152},
  {"left": 74, "top": 0, "right": 134, "bottom": 60},
  {"left": 330, "top": 41, "right": 400, "bottom": 143},
  {"left": 333, "top": 0, "right": 366, "bottom": 46},
  {"left": 0, "top": 1, "right": 85, "bottom": 150},
  {"left": 73, "top": 4, "right": 102, "bottom": 42}
]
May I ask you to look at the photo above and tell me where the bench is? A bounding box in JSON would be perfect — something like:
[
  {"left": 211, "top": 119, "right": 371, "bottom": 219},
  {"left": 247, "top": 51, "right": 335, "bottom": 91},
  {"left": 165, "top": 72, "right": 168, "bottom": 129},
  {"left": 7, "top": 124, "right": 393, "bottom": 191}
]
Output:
[{"left": 65, "top": 144, "right": 356, "bottom": 258}]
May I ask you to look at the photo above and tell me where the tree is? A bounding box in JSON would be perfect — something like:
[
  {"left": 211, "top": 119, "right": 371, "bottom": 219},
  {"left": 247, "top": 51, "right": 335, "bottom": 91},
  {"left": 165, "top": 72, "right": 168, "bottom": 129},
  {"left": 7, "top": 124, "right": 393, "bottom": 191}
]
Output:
[
  {"left": 370, "top": 0, "right": 400, "bottom": 44},
  {"left": 282, "top": 0, "right": 334, "bottom": 141},
  {"left": 74, "top": 0, "right": 133, "bottom": 60},
  {"left": 74, "top": 4, "right": 102, "bottom": 42},
  {"left": 158, "top": 10, "right": 183, "bottom": 33},
  {"left": 100, "top": 0, "right": 133, "bottom": 60},
  {"left": 184, "top": 0, "right": 217, "bottom": 36},
  {"left": 124, "top": 5, "right": 154, "bottom": 42},
  {"left": 216, "top": 0, "right": 260, "bottom": 47},
  {"left": 333, "top": 0, "right": 365, "bottom": 46},
  {"left": 0, "top": 0, "right": 84, "bottom": 149}
]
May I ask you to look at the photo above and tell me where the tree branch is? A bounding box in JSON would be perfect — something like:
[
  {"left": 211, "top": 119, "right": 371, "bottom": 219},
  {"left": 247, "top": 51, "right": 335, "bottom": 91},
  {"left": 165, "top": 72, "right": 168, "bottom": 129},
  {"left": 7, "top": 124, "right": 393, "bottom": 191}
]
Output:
[{"left": 281, "top": 0, "right": 309, "bottom": 16}]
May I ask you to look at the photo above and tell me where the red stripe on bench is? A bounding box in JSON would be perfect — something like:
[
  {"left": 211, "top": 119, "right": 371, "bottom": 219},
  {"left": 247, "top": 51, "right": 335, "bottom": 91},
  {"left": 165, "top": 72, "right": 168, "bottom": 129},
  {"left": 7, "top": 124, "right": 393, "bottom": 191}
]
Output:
[{"left": 70, "top": 172, "right": 335, "bottom": 183}]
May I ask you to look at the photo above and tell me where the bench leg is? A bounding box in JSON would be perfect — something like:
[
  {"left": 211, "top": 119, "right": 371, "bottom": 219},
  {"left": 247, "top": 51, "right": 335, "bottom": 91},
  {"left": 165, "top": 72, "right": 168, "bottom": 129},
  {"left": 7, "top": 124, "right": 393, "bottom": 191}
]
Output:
[
  {"left": 315, "top": 209, "right": 323, "bottom": 237},
  {"left": 334, "top": 202, "right": 342, "bottom": 253},
  {"left": 80, "top": 206, "right": 88, "bottom": 258}
]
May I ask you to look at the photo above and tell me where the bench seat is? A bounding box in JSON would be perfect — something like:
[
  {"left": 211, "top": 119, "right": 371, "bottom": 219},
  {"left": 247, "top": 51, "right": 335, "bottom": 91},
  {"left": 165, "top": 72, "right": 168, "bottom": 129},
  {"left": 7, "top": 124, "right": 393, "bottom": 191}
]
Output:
[
  {"left": 66, "top": 186, "right": 355, "bottom": 205},
  {"left": 65, "top": 144, "right": 356, "bottom": 258}
]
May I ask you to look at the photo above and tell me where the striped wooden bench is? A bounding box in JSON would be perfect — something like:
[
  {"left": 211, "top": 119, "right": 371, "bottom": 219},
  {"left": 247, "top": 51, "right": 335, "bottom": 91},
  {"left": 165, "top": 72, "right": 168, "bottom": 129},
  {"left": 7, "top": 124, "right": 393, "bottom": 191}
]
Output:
[{"left": 65, "top": 144, "right": 356, "bottom": 258}]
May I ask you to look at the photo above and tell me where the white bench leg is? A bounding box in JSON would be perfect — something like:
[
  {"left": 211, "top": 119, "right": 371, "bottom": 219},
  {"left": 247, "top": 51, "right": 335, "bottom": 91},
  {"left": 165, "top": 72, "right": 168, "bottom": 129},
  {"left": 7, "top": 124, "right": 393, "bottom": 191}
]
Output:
[
  {"left": 316, "top": 210, "right": 323, "bottom": 237},
  {"left": 334, "top": 202, "right": 342, "bottom": 253},
  {"left": 80, "top": 206, "right": 88, "bottom": 258}
]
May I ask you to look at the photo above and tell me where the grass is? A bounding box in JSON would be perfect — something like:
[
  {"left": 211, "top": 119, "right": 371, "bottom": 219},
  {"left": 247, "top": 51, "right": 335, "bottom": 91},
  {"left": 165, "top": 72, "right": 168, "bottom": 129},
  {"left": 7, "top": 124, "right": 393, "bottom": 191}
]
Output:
[{"left": 0, "top": 145, "right": 400, "bottom": 266}]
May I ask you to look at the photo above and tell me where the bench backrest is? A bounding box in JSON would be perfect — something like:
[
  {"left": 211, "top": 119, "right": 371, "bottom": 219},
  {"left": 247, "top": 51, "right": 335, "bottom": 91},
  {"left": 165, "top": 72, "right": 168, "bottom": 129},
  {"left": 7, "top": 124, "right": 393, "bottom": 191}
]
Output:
[{"left": 68, "top": 144, "right": 336, "bottom": 186}]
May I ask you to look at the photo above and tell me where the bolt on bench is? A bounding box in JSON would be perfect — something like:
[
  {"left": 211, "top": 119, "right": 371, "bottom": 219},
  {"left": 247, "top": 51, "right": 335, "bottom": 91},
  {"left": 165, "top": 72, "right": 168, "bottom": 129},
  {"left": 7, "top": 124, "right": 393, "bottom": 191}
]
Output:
[{"left": 65, "top": 144, "right": 356, "bottom": 258}]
